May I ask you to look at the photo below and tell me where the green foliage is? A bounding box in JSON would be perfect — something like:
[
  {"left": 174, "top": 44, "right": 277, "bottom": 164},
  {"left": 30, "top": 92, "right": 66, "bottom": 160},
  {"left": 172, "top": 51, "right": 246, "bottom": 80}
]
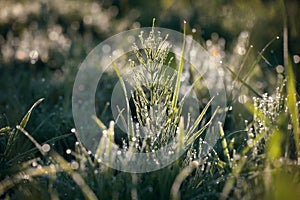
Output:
[{"left": 0, "top": 0, "right": 300, "bottom": 199}]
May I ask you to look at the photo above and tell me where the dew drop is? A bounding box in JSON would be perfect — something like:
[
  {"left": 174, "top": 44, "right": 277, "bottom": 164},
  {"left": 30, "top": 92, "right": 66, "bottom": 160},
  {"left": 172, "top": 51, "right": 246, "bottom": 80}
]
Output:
[
  {"left": 70, "top": 161, "right": 79, "bottom": 170},
  {"left": 23, "top": 174, "right": 30, "bottom": 180},
  {"left": 276, "top": 65, "right": 284, "bottom": 74},
  {"left": 191, "top": 160, "right": 199, "bottom": 168},
  {"left": 42, "top": 144, "right": 51, "bottom": 153},
  {"left": 293, "top": 55, "right": 300, "bottom": 64},
  {"left": 66, "top": 149, "right": 72, "bottom": 154},
  {"left": 32, "top": 161, "right": 37, "bottom": 167}
]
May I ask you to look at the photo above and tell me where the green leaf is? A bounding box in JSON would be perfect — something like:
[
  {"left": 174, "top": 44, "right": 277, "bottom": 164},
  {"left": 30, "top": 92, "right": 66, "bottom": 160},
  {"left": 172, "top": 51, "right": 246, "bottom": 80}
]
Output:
[
  {"left": 186, "top": 107, "right": 218, "bottom": 146},
  {"left": 223, "top": 65, "right": 262, "bottom": 98},
  {"left": 186, "top": 97, "right": 214, "bottom": 137},
  {"left": 92, "top": 115, "right": 107, "bottom": 131},
  {"left": 0, "top": 126, "right": 11, "bottom": 134},
  {"left": 111, "top": 60, "right": 133, "bottom": 137},
  {"left": 266, "top": 130, "right": 282, "bottom": 160},
  {"left": 286, "top": 55, "right": 299, "bottom": 157},
  {"left": 171, "top": 21, "right": 186, "bottom": 110},
  {"left": 219, "top": 122, "right": 230, "bottom": 162},
  {"left": 19, "top": 98, "right": 45, "bottom": 129}
]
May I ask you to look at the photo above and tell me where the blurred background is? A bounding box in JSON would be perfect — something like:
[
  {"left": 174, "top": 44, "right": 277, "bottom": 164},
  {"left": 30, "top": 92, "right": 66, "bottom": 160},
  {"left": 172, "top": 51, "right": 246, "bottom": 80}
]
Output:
[{"left": 0, "top": 0, "right": 299, "bottom": 147}]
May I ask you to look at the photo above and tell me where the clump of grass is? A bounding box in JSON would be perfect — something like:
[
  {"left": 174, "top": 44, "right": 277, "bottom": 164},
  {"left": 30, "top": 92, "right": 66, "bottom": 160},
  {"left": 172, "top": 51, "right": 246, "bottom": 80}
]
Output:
[
  {"left": 220, "top": 45, "right": 300, "bottom": 199},
  {"left": 102, "top": 20, "right": 216, "bottom": 166}
]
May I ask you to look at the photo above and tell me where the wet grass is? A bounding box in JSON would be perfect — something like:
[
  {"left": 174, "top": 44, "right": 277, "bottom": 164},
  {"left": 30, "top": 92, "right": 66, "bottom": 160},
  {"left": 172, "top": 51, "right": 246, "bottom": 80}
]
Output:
[
  {"left": 1, "top": 23, "right": 300, "bottom": 200},
  {"left": 0, "top": 1, "right": 300, "bottom": 199}
]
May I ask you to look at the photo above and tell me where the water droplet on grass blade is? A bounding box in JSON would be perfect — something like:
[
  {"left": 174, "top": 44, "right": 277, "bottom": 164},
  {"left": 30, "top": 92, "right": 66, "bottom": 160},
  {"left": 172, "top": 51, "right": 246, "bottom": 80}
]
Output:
[
  {"left": 42, "top": 144, "right": 51, "bottom": 153},
  {"left": 32, "top": 161, "right": 37, "bottom": 167},
  {"left": 70, "top": 161, "right": 79, "bottom": 170},
  {"left": 293, "top": 55, "right": 300, "bottom": 64},
  {"left": 276, "top": 65, "right": 284, "bottom": 74},
  {"left": 66, "top": 149, "right": 72, "bottom": 154}
]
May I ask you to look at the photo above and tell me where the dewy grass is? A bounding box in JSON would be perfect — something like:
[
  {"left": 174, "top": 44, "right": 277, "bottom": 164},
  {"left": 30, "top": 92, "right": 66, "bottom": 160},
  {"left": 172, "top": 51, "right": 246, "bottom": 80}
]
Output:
[
  {"left": 1, "top": 17, "right": 300, "bottom": 200},
  {"left": 105, "top": 19, "right": 215, "bottom": 155},
  {"left": 222, "top": 80, "right": 300, "bottom": 199}
]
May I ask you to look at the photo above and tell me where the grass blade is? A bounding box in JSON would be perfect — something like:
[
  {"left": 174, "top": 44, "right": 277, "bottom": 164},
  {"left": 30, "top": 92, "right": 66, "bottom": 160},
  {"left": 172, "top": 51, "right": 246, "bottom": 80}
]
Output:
[
  {"left": 286, "top": 56, "right": 299, "bottom": 160},
  {"left": 171, "top": 20, "right": 186, "bottom": 110},
  {"left": 111, "top": 59, "right": 134, "bottom": 137},
  {"left": 186, "top": 97, "right": 214, "bottom": 137},
  {"left": 92, "top": 115, "right": 107, "bottom": 131},
  {"left": 186, "top": 107, "right": 218, "bottom": 146},
  {"left": 219, "top": 122, "right": 230, "bottom": 163},
  {"left": 19, "top": 98, "right": 45, "bottom": 129}
]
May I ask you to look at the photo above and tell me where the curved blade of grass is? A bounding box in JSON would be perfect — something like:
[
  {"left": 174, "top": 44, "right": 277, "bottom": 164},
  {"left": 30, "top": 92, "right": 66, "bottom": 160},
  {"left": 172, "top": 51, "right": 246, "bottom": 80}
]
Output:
[
  {"left": 242, "top": 36, "right": 280, "bottom": 83},
  {"left": 91, "top": 115, "right": 107, "bottom": 131},
  {"left": 111, "top": 59, "right": 134, "bottom": 137},
  {"left": 19, "top": 98, "right": 44, "bottom": 129},
  {"left": 186, "top": 107, "right": 219, "bottom": 146},
  {"left": 223, "top": 64, "right": 262, "bottom": 98},
  {"left": 186, "top": 97, "right": 214, "bottom": 137},
  {"left": 4, "top": 99, "right": 44, "bottom": 158},
  {"left": 171, "top": 20, "right": 186, "bottom": 110},
  {"left": 233, "top": 45, "right": 253, "bottom": 83},
  {"left": 286, "top": 55, "right": 299, "bottom": 160},
  {"left": 0, "top": 126, "right": 11, "bottom": 134},
  {"left": 258, "top": 52, "right": 272, "bottom": 67},
  {"left": 170, "top": 162, "right": 198, "bottom": 200},
  {"left": 280, "top": 0, "right": 299, "bottom": 161}
]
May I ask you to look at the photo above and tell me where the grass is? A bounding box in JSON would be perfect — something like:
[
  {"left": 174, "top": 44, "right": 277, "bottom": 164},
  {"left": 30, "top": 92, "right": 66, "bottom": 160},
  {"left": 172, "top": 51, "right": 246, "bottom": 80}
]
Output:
[{"left": 0, "top": 14, "right": 300, "bottom": 200}]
